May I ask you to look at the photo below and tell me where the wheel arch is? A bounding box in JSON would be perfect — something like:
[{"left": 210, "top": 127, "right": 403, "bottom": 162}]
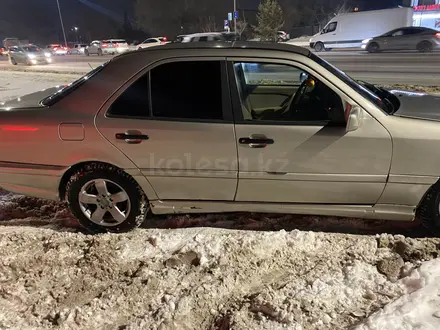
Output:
[{"left": 58, "top": 160, "right": 157, "bottom": 202}]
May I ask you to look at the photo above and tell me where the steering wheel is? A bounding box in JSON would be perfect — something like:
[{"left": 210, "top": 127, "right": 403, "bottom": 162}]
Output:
[{"left": 279, "top": 79, "right": 310, "bottom": 118}]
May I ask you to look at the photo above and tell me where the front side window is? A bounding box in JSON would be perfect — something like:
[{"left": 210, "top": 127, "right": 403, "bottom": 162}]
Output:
[
  {"left": 233, "top": 62, "right": 346, "bottom": 124},
  {"left": 323, "top": 22, "right": 337, "bottom": 34}
]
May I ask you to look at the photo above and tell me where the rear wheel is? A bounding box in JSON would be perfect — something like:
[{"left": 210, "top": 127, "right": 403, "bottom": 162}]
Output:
[
  {"left": 66, "top": 164, "right": 148, "bottom": 233},
  {"left": 314, "top": 42, "right": 325, "bottom": 52},
  {"left": 417, "top": 181, "right": 440, "bottom": 236},
  {"left": 417, "top": 41, "right": 433, "bottom": 52},
  {"left": 367, "top": 42, "right": 380, "bottom": 53}
]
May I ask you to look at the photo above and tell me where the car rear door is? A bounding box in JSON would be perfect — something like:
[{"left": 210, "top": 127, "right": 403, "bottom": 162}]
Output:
[
  {"left": 228, "top": 57, "right": 392, "bottom": 205},
  {"left": 95, "top": 58, "right": 238, "bottom": 201}
]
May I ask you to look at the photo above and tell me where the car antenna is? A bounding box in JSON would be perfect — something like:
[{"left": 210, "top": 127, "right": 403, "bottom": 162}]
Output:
[{"left": 87, "top": 63, "right": 94, "bottom": 70}]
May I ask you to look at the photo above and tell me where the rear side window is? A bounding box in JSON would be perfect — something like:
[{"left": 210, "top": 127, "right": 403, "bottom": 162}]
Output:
[
  {"left": 108, "top": 74, "right": 150, "bottom": 117},
  {"left": 151, "top": 61, "right": 223, "bottom": 120},
  {"left": 107, "top": 61, "right": 224, "bottom": 121}
]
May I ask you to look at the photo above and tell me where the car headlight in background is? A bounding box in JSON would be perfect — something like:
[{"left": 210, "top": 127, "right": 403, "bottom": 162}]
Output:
[
  {"left": 27, "top": 54, "right": 36, "bottom": 59},
  {"left": 362, "top": 38, "right": 372, "bottom": 44},
  {"left": 44, "top": 52, "right": 51, "bottom": 57}
]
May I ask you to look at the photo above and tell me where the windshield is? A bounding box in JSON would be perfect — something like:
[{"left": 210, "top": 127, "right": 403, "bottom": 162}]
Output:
[
  {"left": 310, "top": 53, "right": 390, "bottom": 113},
  {"left": 22, "top": 46, "right": 40, "bottom": 52},
  {"left": 40, "top": 61, "right": 110, "bottom": 106}
]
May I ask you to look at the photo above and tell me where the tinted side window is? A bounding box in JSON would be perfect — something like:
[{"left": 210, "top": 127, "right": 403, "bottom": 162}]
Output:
[
  {"left": 151, "top": 61, "right": 223, "bottom": 120},
  {"left": 107, "top": 74, "right": 150, "bottom": 117},
  {"left": 199, "top": 36, "right": 208, "bottom": 42}
]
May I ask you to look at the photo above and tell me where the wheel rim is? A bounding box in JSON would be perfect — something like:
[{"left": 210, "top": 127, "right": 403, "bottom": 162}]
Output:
[
  {"left": 78, "top": 179, "right": 131, "bottom": 227},
  {"left": 315, "top": 43, "right": 324, "bottom": 52}
]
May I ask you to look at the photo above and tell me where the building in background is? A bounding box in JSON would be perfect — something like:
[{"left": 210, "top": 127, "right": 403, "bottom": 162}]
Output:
[{"left": 411, "top": 0, "right": 440, "bottom": 29}]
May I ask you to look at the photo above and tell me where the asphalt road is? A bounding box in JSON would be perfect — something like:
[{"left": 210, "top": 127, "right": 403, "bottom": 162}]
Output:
[{"left": 0, "top": 50, "right": 439, "bottom": 86}]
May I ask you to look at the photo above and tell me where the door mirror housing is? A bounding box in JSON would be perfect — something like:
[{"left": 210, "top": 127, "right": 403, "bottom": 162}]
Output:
[
  {"left": 299, "top": 72, "right": 308, "bottom": 83},
  {"left": 346, "top": 105, "right": 363, "bottom": 133}
]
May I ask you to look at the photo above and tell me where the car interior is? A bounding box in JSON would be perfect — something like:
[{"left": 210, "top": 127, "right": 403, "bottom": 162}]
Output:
[{"left": 233, "top": 62, "right": 348, "bottom": 125}]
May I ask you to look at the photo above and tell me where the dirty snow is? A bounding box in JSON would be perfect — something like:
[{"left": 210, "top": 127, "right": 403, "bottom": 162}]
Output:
[
  {"left": 0, "top": 72, "right": 440, "bottom": 329},
  {"left": 355, "top": 258, "right": 440, "bottom": 330}
]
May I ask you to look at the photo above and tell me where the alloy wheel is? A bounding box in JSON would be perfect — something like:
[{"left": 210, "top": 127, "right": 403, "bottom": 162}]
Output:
[{"left": 78, "top": 178, "right": 131, "bottom": 227}]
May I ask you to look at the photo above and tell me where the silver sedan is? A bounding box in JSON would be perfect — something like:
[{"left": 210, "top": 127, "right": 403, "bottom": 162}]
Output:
[
  {"left": 1, "top": 42, "right": 440, "bottom": 234},
  {"left": 362, "top": 26, "right": 440, "bottom": 53}
]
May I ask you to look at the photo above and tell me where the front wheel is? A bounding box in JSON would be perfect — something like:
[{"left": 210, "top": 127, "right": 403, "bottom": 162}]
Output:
[
  {"left": 9, "top": 57, "right": 17, "bottom": 65},
  {"left": 66, "top": 164, "right": 147, "bottom": 233},
  {"left": 314, "top": 42, "right": 325, "bottom": 52},
  {"left": 367, "top": 42, "right": 380, "bottom": 53},
  {"left": 417, "top": 181, "right": 440, "bottom": 236}
]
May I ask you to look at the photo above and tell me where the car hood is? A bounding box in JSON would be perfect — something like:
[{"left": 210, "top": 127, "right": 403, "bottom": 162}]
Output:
[
  {"left": 391, "top": 89, "right": 440, "bottom": 121},
  {"left": 0, "top": 86, "right": 62, "bottom": 109}
]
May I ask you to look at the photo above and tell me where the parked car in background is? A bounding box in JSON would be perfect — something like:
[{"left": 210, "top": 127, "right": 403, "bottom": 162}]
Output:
[
  {"left": 46, "top": 44, "right": 69, "bottom": 55},
  {"left": 277, "top": 31, "right": 290, "bottom": 42},
  {"left": 362, "top": 26, "right": 440, "bottom": 53},
  {"left": 8, "top": 45, "right": 52, "bottom": 65},
  {"left": 179, "top": 32, "right": 226, "bottom": 42},
  {"left": 85, "top": 39, "right": 130, "bottom": 56},
  {"left": 2, "top": 42, "right": 440, "bottom": 235},
  {"left": 104, "top": 39, "right": 130, "bottom": 54},
  {"left": 178, "top": 32, "right": 243, "bottom": 43},
  {"left": 137, "top": 37, "right": 169, "bottom": 49},
  {"left": 71, "top": 44, "right": 88, "bottom": 54}
]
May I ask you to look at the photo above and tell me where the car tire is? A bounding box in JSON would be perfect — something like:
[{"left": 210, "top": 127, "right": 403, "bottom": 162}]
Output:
[
  {"left": 66, "top": 164, "right": 148, "bottom": 234},
  {"left": 85, "top": 49, "right": 89, "bottom": 56},
  {"left": 314, "top": 42, "right": 325, "bottom": 52},
  {"left": 138, "top": 47, "right": 142, "bottom": 50},
  {"left": 98, "top": 49, "right": 103, "bottom": 56},
  {"left": 9, "top": 57, "right": 17, "bottom": 65},
  {"left": 417, "top": 181, "right": 440, "bottom": 236},
  {"left": 417, "top": 41, "right": 433, "bottom": 53},
  {"left": 367, "top": 42, "right": 380, "bottom": 53}
]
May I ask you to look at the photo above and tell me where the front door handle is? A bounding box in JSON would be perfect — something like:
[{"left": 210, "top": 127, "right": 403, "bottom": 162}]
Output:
[
  {"left": 115, "top": 130, "right": 149, "bottom": 144},
  {"left": 239, "top": 135, "right": 274, "bottom": 148}
]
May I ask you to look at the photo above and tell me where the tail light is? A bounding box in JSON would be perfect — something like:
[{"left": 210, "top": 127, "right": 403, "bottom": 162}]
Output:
[
  {"left": 114, "top": 43, "right": 119, "bottom": 48},
  {"left": 102, "top": 43, "right": 108, "bottom": 48},
  {"left": 435, "top": 33, "right": 440, "bottom": 37}
]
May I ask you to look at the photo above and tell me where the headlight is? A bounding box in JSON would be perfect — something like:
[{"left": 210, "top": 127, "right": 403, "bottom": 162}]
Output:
[
  {"left": 27, "top": 54, "right": 36, "bottom": 59},
  {"left": 309, "top": 38, "right": 312, "bottom": 42},
  {"left": 362, "top": 38, "right": 372, "bottom": 44},
  {"left": 44, "top": 52, "right": 51, "bottom": 57}
]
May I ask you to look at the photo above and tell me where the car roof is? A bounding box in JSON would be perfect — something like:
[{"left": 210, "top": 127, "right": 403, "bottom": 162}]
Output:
[
  {"left": 130, "top": 41, "right": 310, "bottom": 56},
  {"left": 184, "top": 32, "right": 224, "bottom": 37}
]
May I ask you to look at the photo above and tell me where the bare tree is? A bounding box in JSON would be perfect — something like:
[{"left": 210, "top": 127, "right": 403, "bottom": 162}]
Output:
[
  {"left": 199, "top": 16, "right": 218, "bottom": 32},
  {"left": 235, "top": 19, "right": 248, "bottom": 37}
]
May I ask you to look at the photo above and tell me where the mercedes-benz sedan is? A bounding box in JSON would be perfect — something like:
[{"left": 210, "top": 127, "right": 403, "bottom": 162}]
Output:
[{"left": 1, "top": 42, "right": 440, "bottom": 234}]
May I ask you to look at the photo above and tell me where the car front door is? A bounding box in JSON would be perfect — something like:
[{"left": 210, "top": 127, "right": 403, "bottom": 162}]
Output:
[
  {"left": 95, "top": 58, "right": 238, "bottom": 201},
  {"left": 228, "top": 58, "right": 392, "bottom": 204}
]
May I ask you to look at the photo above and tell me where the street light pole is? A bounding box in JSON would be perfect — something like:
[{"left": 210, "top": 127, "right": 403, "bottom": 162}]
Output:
[
  {"left": 234, "top": 0, "right": 237, "bottom": 33},
  {"left": 56, "top": 0, "right": 68, "bottom": 48}
]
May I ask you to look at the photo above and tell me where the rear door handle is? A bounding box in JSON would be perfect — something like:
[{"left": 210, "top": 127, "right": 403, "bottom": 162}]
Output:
[
  {"left": 239, "top": 135, "right": 274, "bottom": 148},
  {"left": 115, "top": 130, "right": 149, "bottom": 144}
]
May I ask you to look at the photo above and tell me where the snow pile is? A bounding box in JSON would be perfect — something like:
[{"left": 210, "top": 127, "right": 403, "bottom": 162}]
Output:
[
  {"left": 0, "top": 222, "right": 439, "bottom": 330},
  {"left": 355, "top": 258, "right": 440, "bottom": 330}
]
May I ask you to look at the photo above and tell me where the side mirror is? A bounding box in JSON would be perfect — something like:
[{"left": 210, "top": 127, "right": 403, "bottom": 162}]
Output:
[
  {"left": 299, "top": 72, "right": 308, "bottom": 83},
  {"left": 346, "top": 105, "right": 363, "bottom": 133}
]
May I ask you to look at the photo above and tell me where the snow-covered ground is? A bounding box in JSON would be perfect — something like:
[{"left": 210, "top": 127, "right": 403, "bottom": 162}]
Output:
[{"left": 1, "top": 70, "right": 440, "bottom": 330}]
